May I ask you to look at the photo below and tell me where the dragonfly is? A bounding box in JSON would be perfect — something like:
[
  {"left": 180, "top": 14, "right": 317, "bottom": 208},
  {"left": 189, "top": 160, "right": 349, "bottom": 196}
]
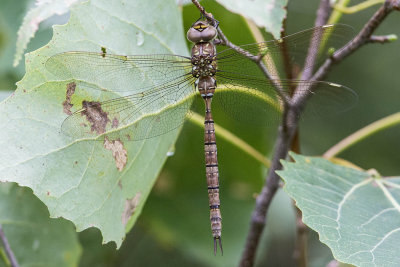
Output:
[{"left": 45, "top": 18, "right": 357, "bottom": 255}]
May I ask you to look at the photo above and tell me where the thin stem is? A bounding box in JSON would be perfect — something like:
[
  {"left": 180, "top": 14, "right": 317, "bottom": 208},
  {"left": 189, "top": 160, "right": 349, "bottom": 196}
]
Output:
[
  {"left": 292, "top": 2, "right": 331, "bottom": 266},
  {"left": 323, "top": 112, "right": 400, "bottom": 159},
  {"left": 191, "top": 0, "right": 289, "bottom": 103},
  {"left": 327, "top": 0, "right": 352, "bottom": 25},
  {"left": 215, "top": 29, "right": 289, "bottom": 103},
  {"left": 279, "top": 10, "right": 294, "bottom": 81},
  {"left": 0, "top": 225, "right": 19, "bottom": 267},
  {"left": 244, "top": 19, "right": 281, "bottom": 79},
  {"left": 294, "top": 0, "right": 332, "bottom": 108},
  {"left": 368, "top": 34, "right": 398, "bottom": 43},
  {"left": 291, "top": 132, "right": 308, "bottom": 267},
  {"left": 334, "top": 0, "right": 384, "bottom": 14},
  {"left": 244, "top": 19, "right": 266, "bottom": 44},
  {"left": 294, "top": 0, "right": 399, "bottom": 106},
  {"left": 189, "top": 112, "right": 271, "bottom": 167},
  {"left": 316, "top": 0, "right": 332, "bottom": 26},
  {"left": 241, "top": 0, "right": 399, "bottom": 266},
  {"left": 293, "top": 206, "right": 308, "bottom": 267}
]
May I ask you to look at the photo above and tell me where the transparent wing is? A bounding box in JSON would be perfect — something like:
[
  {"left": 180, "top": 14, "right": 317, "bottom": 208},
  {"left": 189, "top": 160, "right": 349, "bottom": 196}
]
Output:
[
  {"left": 214, "top": 72, "right": 357, "bottom": 126},
  {"left": 46, "top": 52, "right": 193, "bottom": 93},
  {"left": 62, "top": 77, "right": 197, "bottom": 141},
  {"left": 216, "top": 24, "right": 354, "bottom": 79}
]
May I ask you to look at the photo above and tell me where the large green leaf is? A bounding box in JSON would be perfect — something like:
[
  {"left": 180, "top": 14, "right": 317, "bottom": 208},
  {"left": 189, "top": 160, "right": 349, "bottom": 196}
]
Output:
[
  {"left": 278, "top": 153, "right": 400, "bottom": 267},
  {"left": 0, "top": 183, "right": 81, "bottom": 267},
  {"left": 0, "top": 0, "right": 188, "bottom": 247},
  {"left": 215, "top": 0, "right": 288, "bottom": 39}
]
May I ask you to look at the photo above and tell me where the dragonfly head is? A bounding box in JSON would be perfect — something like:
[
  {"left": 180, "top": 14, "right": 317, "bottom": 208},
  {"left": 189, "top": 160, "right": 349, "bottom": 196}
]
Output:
[{"left": 187, "top": 20, "right": 217, "bottom": 43}]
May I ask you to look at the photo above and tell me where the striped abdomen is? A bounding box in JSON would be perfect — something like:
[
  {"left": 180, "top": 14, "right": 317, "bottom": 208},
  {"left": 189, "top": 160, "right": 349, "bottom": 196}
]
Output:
[{"left": 198, "top": 76, "right": 223, "bottom": 255}]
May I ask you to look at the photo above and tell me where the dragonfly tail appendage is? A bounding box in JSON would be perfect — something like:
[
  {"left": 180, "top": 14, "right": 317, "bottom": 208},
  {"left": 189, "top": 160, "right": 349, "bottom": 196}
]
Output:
[{"left": 214, "top": 236, "right": 223, "bottom": 256}]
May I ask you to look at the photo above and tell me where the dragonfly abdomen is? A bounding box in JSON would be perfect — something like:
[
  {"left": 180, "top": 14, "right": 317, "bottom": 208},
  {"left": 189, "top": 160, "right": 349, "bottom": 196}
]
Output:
[{"left": 204, "top": 96, "right": 223, "bottom": 254}]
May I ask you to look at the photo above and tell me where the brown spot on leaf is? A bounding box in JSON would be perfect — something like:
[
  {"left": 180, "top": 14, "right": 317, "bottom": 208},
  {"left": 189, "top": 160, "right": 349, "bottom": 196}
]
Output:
[
  {"left": 112, "top": 117, "right": 119, "bottom": 128},
  {"left": 121, "top": 192, "right": 141, "bottom": 226},
  {"left": 81, "top": 101, "right": 110, "bottom": 134},
  {"left": 63, "top": 82, "right": 76, "bottom": 115},
  {"left": 118, "top": 180, "right": 123, "bottom": 189},
  {"left": 103, "top": 137, "right": 128, "bottom": 171}
]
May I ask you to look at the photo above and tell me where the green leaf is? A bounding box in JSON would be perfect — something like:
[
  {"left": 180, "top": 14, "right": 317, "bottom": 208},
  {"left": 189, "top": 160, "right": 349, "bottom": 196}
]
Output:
[
  {"left": 0, "top": 0, "right": 188, "bottom": 247},
  {"left": 278, "top": 153, "right": 400, "bottom": 267},
  {"left": 0, "top": 0, "right": 30, "bottom": 86},
  {"left": 13, "top": 0, "right": 84, "bottom": 67},
  {"left": 215, "top": 0, "right": 288, "bottom": 39},
  {"left": 0, "top": 183, "right": 81, "bottom": 267}
]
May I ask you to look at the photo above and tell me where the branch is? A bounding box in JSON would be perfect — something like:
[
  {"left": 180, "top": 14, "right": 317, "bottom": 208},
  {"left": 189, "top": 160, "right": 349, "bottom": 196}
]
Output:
[
  {"left": 240, "top": 0, "right": 399, "bottom": 266},
  {"left": 239, "top": 110, "right": 298, "bottom": 267},
  {"left": 299, "top": 0, "right": 331, "bottom": 82},
  {"left": 291, "top": 2, "right": 330, "bottom": 264},
  {"left": 368, "top": 34, "right": 398, "bottom": 43},
  {"left": 279, "top": 11, "right": 294, "bottom": 80},
  {"left": 191, "top": 0, "right": 289, "bottom": 103},
  {"left": 0, "top": 225, "right": 19, "bottom": 267},
  {"left": 190, "top": 0, "right": 399, "bottom": 266},
  {"left": 293, "top": 206, "right": 308, "bottom": 267},
  {"left": 293, "top": 0, "right": 399, "bottom": 109}
]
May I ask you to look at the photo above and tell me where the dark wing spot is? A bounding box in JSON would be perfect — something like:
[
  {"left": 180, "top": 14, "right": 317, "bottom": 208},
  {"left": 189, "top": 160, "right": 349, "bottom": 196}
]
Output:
[
  {"left": 62, "top": 82, "right": 76, "bottom": 115},
  {"left": 81, "top": 101, "right": 110, "bottom": 134}
]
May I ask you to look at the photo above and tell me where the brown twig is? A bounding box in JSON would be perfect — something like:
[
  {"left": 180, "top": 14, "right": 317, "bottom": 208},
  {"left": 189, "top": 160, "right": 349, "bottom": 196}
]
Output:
[
  {"left": 0, "top": 225, "right": 19, "bottom": 267},
  {"left": 279, "top": 14, "right": 294, "bottom": 81},
  {"left": 242, "top": 1, "right": 399, "bottom": 266},
  {"left": 291, "top": 1, "right": 331, "bottom": 266},
  {"left": 191, "top": 0, "right": 289, "bottom": 103},
  {"left": 299, "top": 0, "right": 332, "bottom": 82},
  {"left": 304, "top": 0, "right": 400, "bottom": 96}
]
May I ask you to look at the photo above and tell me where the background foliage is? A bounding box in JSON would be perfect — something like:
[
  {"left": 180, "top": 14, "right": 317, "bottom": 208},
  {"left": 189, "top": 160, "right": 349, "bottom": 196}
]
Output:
[{"left": 0, "top": 0, "right": 399, "bottom": 266}]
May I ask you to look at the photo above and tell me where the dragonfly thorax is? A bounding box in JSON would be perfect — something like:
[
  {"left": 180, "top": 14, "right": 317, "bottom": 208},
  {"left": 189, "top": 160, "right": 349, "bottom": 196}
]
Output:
[{"left": 191, "top": 42, "right": 217, "bottom": 78}]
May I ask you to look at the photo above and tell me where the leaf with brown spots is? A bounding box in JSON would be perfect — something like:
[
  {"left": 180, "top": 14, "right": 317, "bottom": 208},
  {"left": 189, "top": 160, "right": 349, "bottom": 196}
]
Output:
[
  {"left": 0, "top": 0, "right": 187, "bottom": 249},
  {"left": 103, "top": 137, "right": 128, "bottom": 171},
  {"left": 62, "top": 82, "right": 76, "bottom": 115}
]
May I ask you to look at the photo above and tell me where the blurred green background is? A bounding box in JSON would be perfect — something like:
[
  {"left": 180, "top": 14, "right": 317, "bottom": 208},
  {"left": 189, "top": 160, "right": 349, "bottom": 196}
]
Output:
[{"left": 0, "top": 0, "right": 399, "bottom": 266}]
